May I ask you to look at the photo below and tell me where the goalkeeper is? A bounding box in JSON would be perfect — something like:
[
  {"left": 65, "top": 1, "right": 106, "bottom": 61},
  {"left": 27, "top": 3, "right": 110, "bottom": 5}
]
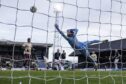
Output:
[{"left": 55, "top": 24, "right": 100, "bottom": 67}]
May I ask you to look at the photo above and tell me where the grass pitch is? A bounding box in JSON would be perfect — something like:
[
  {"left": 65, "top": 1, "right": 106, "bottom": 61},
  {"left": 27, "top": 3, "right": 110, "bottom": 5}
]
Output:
[{"left": 0, "top": 70, "right": 126, "bottom": 84}]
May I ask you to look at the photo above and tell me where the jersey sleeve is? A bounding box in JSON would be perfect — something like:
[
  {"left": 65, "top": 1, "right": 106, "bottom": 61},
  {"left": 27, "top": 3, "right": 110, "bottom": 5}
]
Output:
[
  {"left": 22, "top": 43, "right": 26, "bottom": 47},
  {"left": 55, "top": 24, "right": 68, "bottom": 40}
]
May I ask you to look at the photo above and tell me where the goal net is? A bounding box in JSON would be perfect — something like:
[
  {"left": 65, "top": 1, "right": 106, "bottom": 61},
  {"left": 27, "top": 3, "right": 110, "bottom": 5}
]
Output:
[{"left": 0, "top": 0, "right": 126, "bottom": 84}]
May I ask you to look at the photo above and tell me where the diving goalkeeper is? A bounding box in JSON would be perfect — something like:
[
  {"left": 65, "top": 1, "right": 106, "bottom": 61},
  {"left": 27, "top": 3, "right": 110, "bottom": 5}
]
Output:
[{"left": 55, "top": 24, "right": 100, "bottom": 67}]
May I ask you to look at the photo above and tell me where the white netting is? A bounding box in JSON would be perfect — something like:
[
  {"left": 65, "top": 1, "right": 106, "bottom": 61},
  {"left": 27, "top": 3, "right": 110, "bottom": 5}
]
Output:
[{"left": 0, "top": 0, "right": 126, "bottom": 84}]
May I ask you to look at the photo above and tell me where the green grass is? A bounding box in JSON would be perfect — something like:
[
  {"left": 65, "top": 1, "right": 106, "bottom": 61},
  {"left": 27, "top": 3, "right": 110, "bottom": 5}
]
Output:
[{"left": 0, "top": 70, "right": 126, "bottom": 84}]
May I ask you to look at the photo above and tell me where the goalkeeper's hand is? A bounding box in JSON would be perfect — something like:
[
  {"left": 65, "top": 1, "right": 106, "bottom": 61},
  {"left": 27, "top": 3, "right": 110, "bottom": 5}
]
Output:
[{"left": 55, "top": 24, "right": 59, "bottom": 28}]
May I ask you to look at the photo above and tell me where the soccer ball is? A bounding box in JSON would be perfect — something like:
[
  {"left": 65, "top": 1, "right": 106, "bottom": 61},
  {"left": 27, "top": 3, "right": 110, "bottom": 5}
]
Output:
[{"left": 30, "top": 6, "right": 37, "bottom": 13}]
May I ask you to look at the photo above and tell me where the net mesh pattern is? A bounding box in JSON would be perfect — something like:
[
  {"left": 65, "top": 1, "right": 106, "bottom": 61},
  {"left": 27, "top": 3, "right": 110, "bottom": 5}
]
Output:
[{"left": 0, "top": 0, "right": 126, "bottom": 84}]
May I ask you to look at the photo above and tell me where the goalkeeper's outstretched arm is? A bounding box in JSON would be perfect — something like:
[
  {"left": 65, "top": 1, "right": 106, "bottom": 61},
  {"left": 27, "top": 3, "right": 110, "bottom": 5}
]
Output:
[{"left": 55, "top": 24, "right": 68, "bottom": 40}]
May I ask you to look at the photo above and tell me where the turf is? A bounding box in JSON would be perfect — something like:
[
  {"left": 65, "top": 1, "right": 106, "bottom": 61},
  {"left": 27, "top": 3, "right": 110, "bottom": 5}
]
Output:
[{"left": 0, "top": 70, "right": 126, "bottom": 84}]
